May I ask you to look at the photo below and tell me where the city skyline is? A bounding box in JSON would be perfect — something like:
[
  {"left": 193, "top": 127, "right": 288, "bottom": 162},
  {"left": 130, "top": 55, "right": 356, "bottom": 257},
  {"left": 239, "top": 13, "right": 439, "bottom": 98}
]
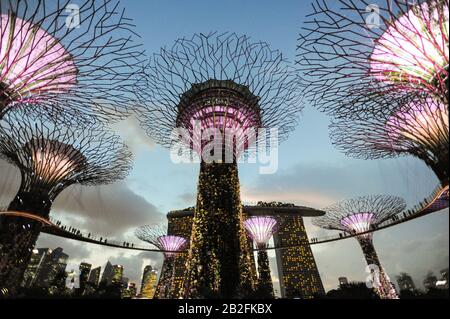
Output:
[{"left": 20, "top": 244, "right": 449, "bottom": 296}]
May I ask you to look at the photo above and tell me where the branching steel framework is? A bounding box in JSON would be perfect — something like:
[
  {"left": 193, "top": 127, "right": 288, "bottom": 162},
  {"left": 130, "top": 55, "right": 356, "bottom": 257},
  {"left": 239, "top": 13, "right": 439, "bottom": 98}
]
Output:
[
  {"left": 0, "top": 109, "right": 132, "bottom": 297},
  {"left": 313, "top": 195, "right": 406, "bottom": 299},
  {"left": 330, "top": 94, "right": 449, "bottom": 185},
  {"left": 297, "top": 0, "right": 449, "bottom": 117},
  {"left": 137, "top": 32, "right": 302, "bottom": 148},
  {"left": 298, "top": 0, "right": 449, "bottom": 186},
  {"left": 0, "top": 0, "right": 145, "bottom": 122},
  {"left": 136, "top": 32, "right": 302, "bottom": 299},
  {"left": 135, "top": 224, "right": 187, "bottom": 299}
]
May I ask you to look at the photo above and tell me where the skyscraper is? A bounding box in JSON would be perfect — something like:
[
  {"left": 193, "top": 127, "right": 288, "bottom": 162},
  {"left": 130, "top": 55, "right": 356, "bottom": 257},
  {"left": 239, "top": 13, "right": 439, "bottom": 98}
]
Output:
[
  {"left": 33, "top": 247, "right": 68, "bottom": 289},
  {"left": 88, "top": 267, "right": 101, "bottom": 286},
  {"left": 140, "top": 265, "right": 158, "bottom": 299},
  {"left": 423, "top": 272, "right": 438, "bottom": 290},
  {"left": 22, "top": 248, "right": 51, "bottom": 288},
  {"left": 100, "top": 261, "right": 114, "bottom": 286},
  {"left": 128, "top": 282, "right": 137, "bottom": 298},
  {"left": 112, "top": 265, "right": 124, "bottom": 285},
  {"left": 79, "top": 262, "right": 92, "bottom": 291},
  {"left": 166, "top": 209, "right": 194, "bottom": 296},
  {"left": 274, "top": 215, "right": 325, "bottom": 298},
  {"left": 397, "top": 273, "right": 416, "bottom": 292}
]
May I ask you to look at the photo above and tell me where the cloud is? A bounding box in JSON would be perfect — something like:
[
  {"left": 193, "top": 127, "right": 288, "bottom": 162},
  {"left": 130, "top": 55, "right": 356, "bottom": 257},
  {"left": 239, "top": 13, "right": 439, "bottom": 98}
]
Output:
[
  {"left": 241, "top": 157, "right": 439, "bottom": 209},
  {"left": 36, "top": 233, "right": 91, "bottom": 261},
  {"left": 177, "top": 192, "right": 196, "bottom": 206},
  {"left": 111, "top": 115, "right": 155, "bottom": 154},
  {"left": 52, "top": 182, "right": 165, "bottom": 236},
  {"left": 0, "top": 160, "right": 20, "bottom": 207}
]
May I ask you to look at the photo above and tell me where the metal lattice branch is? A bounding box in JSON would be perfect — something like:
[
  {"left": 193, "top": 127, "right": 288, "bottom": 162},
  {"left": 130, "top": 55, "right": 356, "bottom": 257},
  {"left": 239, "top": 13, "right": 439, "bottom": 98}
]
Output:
[
  {"left": 0, "top": 0, "right": 145, "bottom": 122},
  {"left": 0, "top": 109, "right": 132, "bottom": 200},
  {"left": 136, "top": 32, "right": 303, "bottom": 148},
  {"left": 313, "top": 195, "right": 406, "bottom": 234},
  {"left": 329, "top": 93, "right": 449, "bottom": 183},
  {"left": 297, "top": 0, "right": 449, "bottom": 117}
]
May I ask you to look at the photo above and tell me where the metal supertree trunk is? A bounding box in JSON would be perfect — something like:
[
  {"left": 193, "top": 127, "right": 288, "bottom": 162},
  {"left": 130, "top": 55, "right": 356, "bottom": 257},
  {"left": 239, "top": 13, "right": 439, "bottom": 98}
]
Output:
[
  {"left": 135, "top": 224, "right": 187, "bottom": 299},
  {"left": 297, "top": 0, "right": 449, "bottom": 117},
  {"left": 136, "top": 32, "right": 302, "bottom": 298},
  {"left": 358, "top": 236, "right": 399, "bottom": 299},
  {"left": 0, "top": 109, "right": 132, "bottom": 297},
  {"left": 0, "top": 0, "right": 145, "bottom": 122},
  {"left": 313, "top": 195, "right": 406, "bottom": 299}
]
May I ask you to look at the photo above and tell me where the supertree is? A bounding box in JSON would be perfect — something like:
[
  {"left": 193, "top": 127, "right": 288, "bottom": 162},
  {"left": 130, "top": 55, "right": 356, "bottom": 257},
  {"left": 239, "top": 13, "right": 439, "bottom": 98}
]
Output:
[
  {"left": 0, "top": 0, "right": 145, "bottom": 122},
  {"left": 244, "top": 216, "right": 278, "bottom": 298},
  {"left": 0, "top": 109, "right": 132, "bottom": 296},
  {"left": 313, "top": 195, "right": 406, "bottom": 299},
  {"left": 136, "top": 32, "right": 302, "bottom": 298},
  {"left": 297, "top": 0, "right": 449, "bottom": 117},
  {"left": 330, "top": 94, "right": 449, "bottom": 186},
  {"left": 135, "top": 224, "right": 187, "bottom": 299}
]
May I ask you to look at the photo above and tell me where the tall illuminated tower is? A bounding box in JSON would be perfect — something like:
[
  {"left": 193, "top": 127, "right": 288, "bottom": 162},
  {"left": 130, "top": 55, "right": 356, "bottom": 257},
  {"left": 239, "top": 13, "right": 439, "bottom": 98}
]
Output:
[
  {"left": 135, "top": 224, "right": 187, "bottom": 299},
  {"left": 140, "top": 265, "right": 158, "bottom": 299},
  {"left": 137, "top": 32, "right": 302, "bottom": 298},
  {"left": 274, "top": 214, "right": 324, "bottom": 298},
  {"left": 313, "top": 195, "right": 406, "bottom": 299},
  {"left": 244, "top": 216, "right": 278, "bottom": 298},
  {"left": 0, "top": 0, "right": 144, "bottom": 121},
  {"left": 0, "top": 110, "right": 132, "bottom": 296}
]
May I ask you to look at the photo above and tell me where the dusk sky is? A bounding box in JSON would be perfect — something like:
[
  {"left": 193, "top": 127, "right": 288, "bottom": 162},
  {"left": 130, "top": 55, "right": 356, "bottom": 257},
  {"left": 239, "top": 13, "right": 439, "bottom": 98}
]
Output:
[{"left": 0, "top": 0, "right": 448, "bottom": 295}]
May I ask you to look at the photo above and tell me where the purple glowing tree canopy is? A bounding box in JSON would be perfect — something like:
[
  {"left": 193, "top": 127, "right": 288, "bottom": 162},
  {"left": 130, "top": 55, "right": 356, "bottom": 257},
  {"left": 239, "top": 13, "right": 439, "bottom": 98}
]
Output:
[
  {"left": 297, "top": 0, "right": 449, "bottom": 117},
  {"left": 0, "top": 108, "right": 133, "bottom": 200},
  {"left": 340, "top": 213, "right": 375, "bottom": 234},
  {"left": 244, "top": 216, "right": 277, "bottom": 246},
  {"left": 313, "top": 195, "right": 406, "bottom": 238},
  {"left": 385, "top": 96, "right": 448, "bottom": 148},
  {"left": 0, "top": 13, "right": 77, "bottom": 106},
  {"left": 157, "top": 235, "right": 187, "bottom": 254},
  {"left": 0, "top": 0, "right": 145, "bottom": 121},
  {"left": 174, "top": 80, "right": 262, "bottom": 157},
  {"left": 330, "top": 93, "right": 449, "bottom": 185},
  {"left": 370, "top": 0, "right": 449, "bottom": 96},
  {"left": 137, "top": 32, "right": 302, "bottom": 158},
  {"left": 135, "top": 224, "right": 187, "bottom": 258}
]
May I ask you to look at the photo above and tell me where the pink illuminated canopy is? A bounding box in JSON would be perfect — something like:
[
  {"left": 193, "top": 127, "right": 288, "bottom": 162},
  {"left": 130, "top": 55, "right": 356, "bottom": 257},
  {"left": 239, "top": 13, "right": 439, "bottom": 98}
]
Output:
[
  {"left": 385, "top": 96, "right": 448, "bottom": 148},
  {"left": 369, "top": 1, "right": 449, "bottom": 94},
  {"left": 340, "top": 212, "right": 375, "bottom": 234},
  {"left": 0, "top": 12, "right": 77, "bottom": 105},
  {"left": 244, "top": 216, "right": 277, "bottom": 246},
  {"left": 188, "top": 105, "right": 259, "bottom": 155},
  {"left": 29, "top": 139, "right": 86, "bottom": 185},
  {"left": 157, "top": 235, "right": 187, "bottom": 257}
]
